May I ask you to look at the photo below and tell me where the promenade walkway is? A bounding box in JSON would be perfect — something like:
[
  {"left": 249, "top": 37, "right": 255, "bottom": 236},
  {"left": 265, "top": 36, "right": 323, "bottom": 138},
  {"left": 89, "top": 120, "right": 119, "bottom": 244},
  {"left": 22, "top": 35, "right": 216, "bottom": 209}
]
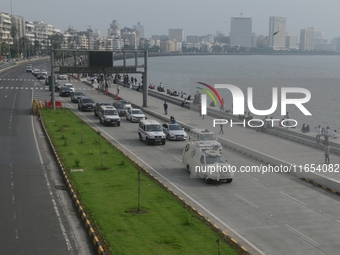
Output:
[{"left": 82, "top": 78, "right": 340, "bottom": 192}]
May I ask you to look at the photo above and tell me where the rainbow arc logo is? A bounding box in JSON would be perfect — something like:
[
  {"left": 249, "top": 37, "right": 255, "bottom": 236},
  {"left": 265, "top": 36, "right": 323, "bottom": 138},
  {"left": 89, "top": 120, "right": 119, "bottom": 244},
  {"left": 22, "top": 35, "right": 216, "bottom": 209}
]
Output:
[{"left": 196, "top": 82, "right": 222, "bottom": 107}]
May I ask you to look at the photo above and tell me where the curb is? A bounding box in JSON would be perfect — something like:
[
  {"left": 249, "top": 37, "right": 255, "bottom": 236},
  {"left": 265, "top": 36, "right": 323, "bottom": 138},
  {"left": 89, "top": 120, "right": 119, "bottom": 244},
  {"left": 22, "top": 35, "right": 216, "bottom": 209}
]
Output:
[{"left": 38, "top": 114, "right": 106, "bottom": 255}]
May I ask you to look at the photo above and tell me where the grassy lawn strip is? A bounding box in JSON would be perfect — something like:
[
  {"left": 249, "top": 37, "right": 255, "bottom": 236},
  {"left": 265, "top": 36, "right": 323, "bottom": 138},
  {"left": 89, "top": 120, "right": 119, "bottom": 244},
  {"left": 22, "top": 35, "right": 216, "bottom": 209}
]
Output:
[{"left": 40, "top": 108, "right": 239, "bottom": 255}]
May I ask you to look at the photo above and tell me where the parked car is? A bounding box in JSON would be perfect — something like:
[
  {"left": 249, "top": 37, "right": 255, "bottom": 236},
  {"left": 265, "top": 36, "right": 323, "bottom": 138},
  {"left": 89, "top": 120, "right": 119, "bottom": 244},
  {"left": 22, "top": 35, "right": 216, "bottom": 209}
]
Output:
[
  {"left": 113, "top": 101, "right": 127, "bottom": 116},
  {"left": 26, "top": 64, "right": 33, "bottom": 72},
  {"left": 57, "top": 74, "right": 67, "bottom": 80},
  {"left": 126, "top": 108, "right": 146, "bottom": 122},
  {"left": 32, "top": 69, "right": 40, "bottom": 76},
  {"left": 64, "top": 83, "right": 74, "bottom": 92},
  {"left": 98, "top": 105, "right": 120, "bottom": 126},
  {"left": 37, "top": 73, "right": 46, "bottom": 80},
  {"left": 94, "top": 102, "right": 112, "bottom": 117},
  {"left": 70, "top": 91, "right": 86, "bottom": 103},
  {"left": 162, "top": 123, "right": 187, "bottom": 141},
  {"left": 49, "top": 82, "right": 61, "bottom": 92},
  {"left": 118, "top": 99, "right": 132, "bottom": 109},
  {"left": 59, "top": 86, "right": 72, "bottom": 97},
  {"left": 78, "top": 97, "right": 95, "bottom": 111}
]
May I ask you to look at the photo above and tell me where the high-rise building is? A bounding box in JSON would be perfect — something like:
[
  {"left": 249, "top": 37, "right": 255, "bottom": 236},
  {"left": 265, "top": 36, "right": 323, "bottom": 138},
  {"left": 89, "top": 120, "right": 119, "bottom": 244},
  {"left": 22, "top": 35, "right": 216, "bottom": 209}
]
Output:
[
  {"left": 132, "top": 22, "right": 144, "bottom": 39},
  {"left": 300, "top": 28, "right": 315, "bottom": 51},
  {"left": 230, "top": 17, "right": 252, "bottom": 48},
  {"left": 268, "top": 16, "right": 286, "bottom": 50},
  {"left": 168, "top": 29, "right": 184, "bottom": 42},
  {"left": 0, "top": 13, "right": 12, "bottom": 45},
  {"left": 108, "top": 20, "right": 120, "bottom": 37},
  {"left": 285, "top": 34, "right": 298, "bottom": 49}
]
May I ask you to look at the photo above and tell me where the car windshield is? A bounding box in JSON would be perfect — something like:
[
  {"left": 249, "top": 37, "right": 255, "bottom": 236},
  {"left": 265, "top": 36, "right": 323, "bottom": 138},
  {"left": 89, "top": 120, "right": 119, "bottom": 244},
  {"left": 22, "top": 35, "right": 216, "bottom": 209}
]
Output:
[
  {"left": 105, "top": 110, "right": 118, "bottom": 115},
  {"left": 205, "top": 155, "right": 226, "bottom": 164},
  {"left": 75, "top": 92, "right": 84, "bottom": 96},
  {"left": 65, "top": 85, "right": 73, "bottom": 88},
  {"left": 169, "top": 124, "right": 182, "bottom": 130},
  {"left": 116, "top": 104, "right": 126, "bottom": 109},
  {"left": 146, "top": 124, "right": 162, "bottom": 131},
  {"left": 199, "top": 134, "right": 216, "bottom": 140},
  {"left": 83, "top": 99, "right": 93, "bottom": 103},
  {"left": 120, "top": 100, "right": 130, "bottom": 104},
  {"left": 132, "top": 110, "right": 143, "bottom": 114}
]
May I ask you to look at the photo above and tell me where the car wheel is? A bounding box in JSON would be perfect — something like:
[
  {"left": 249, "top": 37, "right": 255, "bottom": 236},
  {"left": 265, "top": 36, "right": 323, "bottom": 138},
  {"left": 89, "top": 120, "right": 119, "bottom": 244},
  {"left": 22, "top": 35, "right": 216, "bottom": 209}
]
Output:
[
  {"left": 117, "top": 123, "right": 120, "bottom": 127},
  {"left": 146, "top": 137, "right": 150, "bottom": 145},
  {"left": 99, "top": 117, "right": 102, "bottom": 124},
  {"left": 186, "top": 165, "right": 190, "bottom": 173},
  {"left": 204, "top": 178, "right": 211, "bottom": 184},
  {"left": 139, "top": 133, "right": 142, "bottom": 141},
  {"left": 94, "top": 111, "right": 97, "bottom": 117},
  {"left": 166, "top": 134, "right": 170, "bottom": 140},
  {"left": 226, "top": 179, "right": 233, "bottom": 183},
  {"left": 126, "top": 115, "right": 128, "bottom": 120},
  {"left": 162, "top": 140, "right": 166, "bottom": 145}
]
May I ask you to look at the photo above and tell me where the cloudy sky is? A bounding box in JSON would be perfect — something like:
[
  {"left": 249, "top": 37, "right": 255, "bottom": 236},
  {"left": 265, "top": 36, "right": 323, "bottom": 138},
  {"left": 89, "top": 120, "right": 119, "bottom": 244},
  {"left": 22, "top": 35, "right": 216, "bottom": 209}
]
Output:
[{"left": 2, "top": 0, "right": 339, "bottom": 40}]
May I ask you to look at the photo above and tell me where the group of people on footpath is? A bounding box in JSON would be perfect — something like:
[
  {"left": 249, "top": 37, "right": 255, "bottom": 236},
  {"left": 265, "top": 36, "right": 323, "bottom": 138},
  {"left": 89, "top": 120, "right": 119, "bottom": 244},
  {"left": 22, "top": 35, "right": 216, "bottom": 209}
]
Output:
[{"left": 314, "top": 125, "right": 337, "bottom": 144}]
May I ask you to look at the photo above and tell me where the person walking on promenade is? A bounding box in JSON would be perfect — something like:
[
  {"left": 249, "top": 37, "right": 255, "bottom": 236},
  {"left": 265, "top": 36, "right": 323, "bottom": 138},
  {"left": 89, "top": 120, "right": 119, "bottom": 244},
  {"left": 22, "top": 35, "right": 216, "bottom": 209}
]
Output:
[
  {"left": 219, "top": 124, "right": 224, "bottom": 134},
  {"left": 324, "top": 142, "right": 331, "bottom": 164},
  {"left": 163, "top": 101, "right": 168, "bottom": 115},
  {"left": 316, "top": 125, "right": 322, "bottom": 143},
  {"left": 323, "top": 126, "right": 330, "bottom": 145}
]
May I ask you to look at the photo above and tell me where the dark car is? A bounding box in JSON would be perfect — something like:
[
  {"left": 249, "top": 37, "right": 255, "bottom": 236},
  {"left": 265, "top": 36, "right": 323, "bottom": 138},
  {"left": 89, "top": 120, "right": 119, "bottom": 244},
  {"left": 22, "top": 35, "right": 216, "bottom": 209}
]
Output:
[
  {"left": 49, "top": 82, "right": 61, "bottom": 92},
  {"left": 70, "top": 91, "right": 86, "bottom": 103},
  {"left": 78, "top": 97, "right": 95, "bottom": 111},
  {"left": 94, "top": 102, "right": 112, "bottom": 117},
  {"left": 59, "top": 86, "right": 72, "bottom": 97},
  {"left": 113, "top": 101, "right": 127, "bottom": 116}
]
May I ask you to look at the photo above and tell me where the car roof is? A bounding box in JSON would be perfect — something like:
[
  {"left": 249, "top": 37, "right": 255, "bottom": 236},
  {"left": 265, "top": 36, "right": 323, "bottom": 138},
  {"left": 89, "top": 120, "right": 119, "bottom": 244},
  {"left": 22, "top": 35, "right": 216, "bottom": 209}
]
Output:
[
  {"left": 98, "top": 102, "right": 111, "bottom": 105},
  {"left": 101, "top": 105, "right": 117, "bottom": 110},
  {"left": 140, "top": 119, "right": 160, "bottom": 125},
  {"left": 64, "top": 83, "right": 73, "bottom": 86}
]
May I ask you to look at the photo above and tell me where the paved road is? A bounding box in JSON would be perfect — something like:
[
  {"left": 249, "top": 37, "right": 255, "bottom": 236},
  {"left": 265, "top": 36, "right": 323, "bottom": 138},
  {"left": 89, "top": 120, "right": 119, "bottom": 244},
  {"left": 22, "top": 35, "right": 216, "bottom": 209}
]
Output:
[
  {"left": 0, "top": 60, "right": 94, "bottom": 255},
  {"left": 48, "top": 80, "right": 340, "bottom": 255}
]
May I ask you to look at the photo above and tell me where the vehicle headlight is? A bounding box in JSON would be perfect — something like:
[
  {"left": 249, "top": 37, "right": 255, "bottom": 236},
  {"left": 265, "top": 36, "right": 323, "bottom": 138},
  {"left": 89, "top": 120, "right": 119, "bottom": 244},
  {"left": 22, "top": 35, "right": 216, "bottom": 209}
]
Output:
[
  {"left": 148, "top": 135, "right": 154, "bottom": 138},
  {"left": 170, "top": 132, "right": 175, "bottom": 137},
  {"left": 104, "top": 117, "right": 110, "bottom": 121}
]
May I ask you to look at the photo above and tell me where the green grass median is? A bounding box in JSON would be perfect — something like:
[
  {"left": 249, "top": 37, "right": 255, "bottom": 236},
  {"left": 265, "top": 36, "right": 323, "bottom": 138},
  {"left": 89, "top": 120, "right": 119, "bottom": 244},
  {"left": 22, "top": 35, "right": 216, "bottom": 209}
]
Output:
[{"left": 40, "top": 108, "right": 239, "bottom": 255}]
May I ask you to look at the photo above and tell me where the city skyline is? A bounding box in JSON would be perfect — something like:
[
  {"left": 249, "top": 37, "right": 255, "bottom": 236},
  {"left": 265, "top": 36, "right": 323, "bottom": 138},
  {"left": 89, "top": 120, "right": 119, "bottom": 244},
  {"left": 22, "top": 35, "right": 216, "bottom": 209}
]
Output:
[{"left": 1, "top": 0, "right": 339, "bottom": 41}]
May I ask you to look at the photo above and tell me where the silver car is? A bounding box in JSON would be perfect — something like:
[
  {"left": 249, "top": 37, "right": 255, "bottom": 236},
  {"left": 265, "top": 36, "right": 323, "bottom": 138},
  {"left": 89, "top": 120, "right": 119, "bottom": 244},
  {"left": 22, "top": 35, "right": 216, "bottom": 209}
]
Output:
[{"left": 162, "top": 123, "right": 187, "bottom": 141}]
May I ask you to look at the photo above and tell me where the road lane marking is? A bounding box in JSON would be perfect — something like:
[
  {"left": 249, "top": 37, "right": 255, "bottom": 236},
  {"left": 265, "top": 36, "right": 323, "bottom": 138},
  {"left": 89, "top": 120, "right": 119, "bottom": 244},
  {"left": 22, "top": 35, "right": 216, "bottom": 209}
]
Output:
[
  {"left": 243, "top": 173, "right": 258, "bottom": 182},
  {"left": 30, "top": 93, "right": 73, "bottom": 251},
  {"left": 235, "top": 194, "right": 259, "bottom": 208},
  {"left": 280, "top": 191, "right": 306, "bottom": 206},
  {"left": 174, "top": 156, "right": 181, "bottom": 162},
  {"left": 285, "top": 224, "right": 319, "bottom": 245},
  {"left": 125, "top": 127, "right": 131, "bottom": 131}
]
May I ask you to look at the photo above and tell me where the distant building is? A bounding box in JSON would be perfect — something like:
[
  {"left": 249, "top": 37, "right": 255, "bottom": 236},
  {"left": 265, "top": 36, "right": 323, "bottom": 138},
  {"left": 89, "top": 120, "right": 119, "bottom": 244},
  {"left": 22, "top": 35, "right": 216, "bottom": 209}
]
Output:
[
  {"left": 132, "top": 22, "right": 144, "bottom": 39},
  {"left": 160, "top": 39, "right": 175, "bottom": 52},
  {"left": 186, "top": 35, "right": 200, "bottom": 43},
  {"left": 168, "top": 29, "right": 184, "bottom": 42},
  {"left": 269, "top": 16, "right": 286, "bottom": 50},
  {"left": 285, "top": 34, "right": 298, "bottom": 49},
  {"left": 151, "top": 35, "right": 168, "bottom": 42},
  {"left": 300, "top": 28, "right": 315, "bottom": 51},
  {"left": 0, "top": 13, "right": 12, "bottom": 44},
  {"left": 230, "top": 17, "right": 252, "bottom": 48},
  {"left": 108, "top": 20, "right": 120, "bottom": 37}
]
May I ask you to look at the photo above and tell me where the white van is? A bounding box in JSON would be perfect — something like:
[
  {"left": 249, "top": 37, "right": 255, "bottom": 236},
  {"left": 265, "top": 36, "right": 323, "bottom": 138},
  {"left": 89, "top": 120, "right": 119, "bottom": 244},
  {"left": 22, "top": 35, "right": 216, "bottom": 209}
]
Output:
[
  {"left": 189, "top": 129, "right": 222, "bottom": 153},
  {"left": 138, "top": 119, "right": 166, "bottom": 145},
  {"left": 99, "top": 105, "right": 120, "bottom": 126},
  {"left": 182, "top": 141, "right": 233, "bottom": 183}
]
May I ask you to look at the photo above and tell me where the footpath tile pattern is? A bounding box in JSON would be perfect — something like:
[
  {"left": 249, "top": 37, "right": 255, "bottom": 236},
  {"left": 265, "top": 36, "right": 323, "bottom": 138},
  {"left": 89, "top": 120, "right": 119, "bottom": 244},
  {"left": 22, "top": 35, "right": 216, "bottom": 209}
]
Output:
[{"left": 84, "top": 79, "right": 340, "bottom": 183}]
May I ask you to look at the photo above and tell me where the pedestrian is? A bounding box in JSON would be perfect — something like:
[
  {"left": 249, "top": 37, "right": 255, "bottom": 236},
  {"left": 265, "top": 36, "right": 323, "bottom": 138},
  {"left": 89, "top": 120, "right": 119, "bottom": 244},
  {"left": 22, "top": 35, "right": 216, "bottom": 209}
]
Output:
[
  {"left": 324, "top": 142, "right": 331, "bottom": 164},
  {"left": 163, "top": 101, "right": 168, "bottom": 115},
  {"left": 316, "top": 125, "right": 322, "bottom": 143},
  {"left": 220, "top": 98, "right": 225, "bottom": 112},
  {"left": 323, "top": 126, "right": 330, "bottom": 144},
  {"left": 219, "top": 124, "right": 224, "bottom": 134}
]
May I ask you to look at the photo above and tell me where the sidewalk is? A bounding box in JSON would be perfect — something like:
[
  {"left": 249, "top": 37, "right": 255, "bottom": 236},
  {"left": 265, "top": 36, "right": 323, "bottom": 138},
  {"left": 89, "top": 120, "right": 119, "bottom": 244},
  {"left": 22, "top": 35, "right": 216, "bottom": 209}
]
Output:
[{"left": 82, "top": 78, "right": 340, "bottom": 193}]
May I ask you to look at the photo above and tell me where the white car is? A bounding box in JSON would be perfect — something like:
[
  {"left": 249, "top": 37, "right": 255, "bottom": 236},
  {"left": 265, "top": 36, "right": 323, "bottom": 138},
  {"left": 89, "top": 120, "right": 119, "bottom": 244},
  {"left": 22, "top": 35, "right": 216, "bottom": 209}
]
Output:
[
  {"left": 64, "top": 83, "right": 74, "bottom": 92},
  {"left": 58, "top": 74, "right": 67, "bottom": 80},
  {"left": 118, "top": 100, "right": 132, "bottom": 110},
  {"left": 162, "top": 123, "right": 187, "bottom": 140},
  {"left": 41, "top": 69, "right": 48, "bottom": 75},
  {"left": 126, "top": 108, "right": 146, "bottom": 122}
]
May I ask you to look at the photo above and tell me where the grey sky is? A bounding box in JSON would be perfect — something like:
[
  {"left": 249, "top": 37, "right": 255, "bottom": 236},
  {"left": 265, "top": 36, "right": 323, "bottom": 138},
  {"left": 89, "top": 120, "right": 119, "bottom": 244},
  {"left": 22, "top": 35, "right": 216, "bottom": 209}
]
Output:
[{"left": 3, "top": 0, "right": 339, "bottom": 40}]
